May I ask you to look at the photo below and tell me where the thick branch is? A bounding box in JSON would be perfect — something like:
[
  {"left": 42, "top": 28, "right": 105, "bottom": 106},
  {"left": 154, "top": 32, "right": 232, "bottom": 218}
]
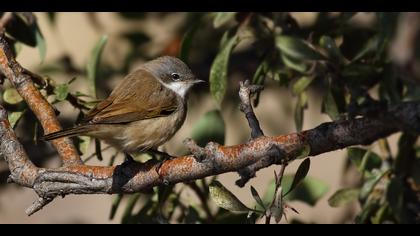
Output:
[
  {"left": 0, "top": 99, "right": 419, "bottom": 215},
  {"left": 0, "top": 34, "right": 82, "bottom": 166},
  {"left": 0, "top": 105, "right": 39, "bottom": 187}
]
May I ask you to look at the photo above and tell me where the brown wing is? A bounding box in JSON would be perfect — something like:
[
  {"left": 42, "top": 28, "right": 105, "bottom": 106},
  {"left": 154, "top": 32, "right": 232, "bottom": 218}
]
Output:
[{"left": 80, "top": 69, "right": 179, "bottom": 124}]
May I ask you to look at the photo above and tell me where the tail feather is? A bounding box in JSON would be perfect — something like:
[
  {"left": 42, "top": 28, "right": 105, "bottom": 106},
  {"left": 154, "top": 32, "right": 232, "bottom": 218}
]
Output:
[{"left": 42, "top": 125, "right": 93, "bottom": 141}]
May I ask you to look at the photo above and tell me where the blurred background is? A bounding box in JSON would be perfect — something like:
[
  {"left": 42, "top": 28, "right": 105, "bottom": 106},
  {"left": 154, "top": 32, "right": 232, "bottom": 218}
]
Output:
[{"left": 0, "top": 12, "right": 412, "bottom": 223}]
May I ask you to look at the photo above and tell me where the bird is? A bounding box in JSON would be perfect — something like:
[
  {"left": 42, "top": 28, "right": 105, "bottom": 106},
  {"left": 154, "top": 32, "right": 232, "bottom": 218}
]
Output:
[{"left": 43, "top": 56, "right": 202, "bottom": 157}]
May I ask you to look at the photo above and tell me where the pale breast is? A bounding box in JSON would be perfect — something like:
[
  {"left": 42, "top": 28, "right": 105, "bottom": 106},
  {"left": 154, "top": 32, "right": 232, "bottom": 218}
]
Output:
[{"left": 119, "top": 104, "right": 187, "bottom": 153}]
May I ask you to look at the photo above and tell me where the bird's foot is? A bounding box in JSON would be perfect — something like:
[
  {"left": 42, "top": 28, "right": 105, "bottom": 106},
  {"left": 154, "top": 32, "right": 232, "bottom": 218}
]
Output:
[
  {"left": 124, "top": 153, "right": 136, "bottom": 163},
  {"left": 147, "top": 149, "right": 175, "bottom": 161}
]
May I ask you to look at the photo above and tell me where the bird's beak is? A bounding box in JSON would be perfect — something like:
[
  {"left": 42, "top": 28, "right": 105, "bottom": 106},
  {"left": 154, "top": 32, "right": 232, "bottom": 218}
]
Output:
[{"left": 193, "top": 79, "right": 205, "bottom": 84}]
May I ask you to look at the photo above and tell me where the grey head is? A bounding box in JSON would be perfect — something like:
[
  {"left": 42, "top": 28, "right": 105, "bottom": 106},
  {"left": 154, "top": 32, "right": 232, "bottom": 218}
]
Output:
[{"left": 142, "top": 56, "right": 202, "bottom": 98}]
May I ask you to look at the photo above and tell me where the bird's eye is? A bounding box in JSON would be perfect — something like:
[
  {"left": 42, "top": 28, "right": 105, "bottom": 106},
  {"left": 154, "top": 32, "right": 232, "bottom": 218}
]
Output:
[{"left": 171, "top": 73, "right": 180, "bottom": 81}]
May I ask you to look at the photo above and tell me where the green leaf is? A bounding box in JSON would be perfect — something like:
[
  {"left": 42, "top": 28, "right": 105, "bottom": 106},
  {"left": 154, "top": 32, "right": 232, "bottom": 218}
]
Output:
[
  {"left": 295, "top": 145, "right": 311, "bottom": 159},
  {"left": 322, "top": 90, "right": 339, "bottom": 120},
  {"left": 328, "top": 188, "right": 360, "bottom": 207},
  {"left": 294, "top": 91, "right": 308, "bottom": 132},
  {"left": 191, "top": 110, "right": 225, "bottom": 147},
  {"left": 180, "top": 20, "right": 201, "bottom": 63},
  {"left": 8, "top": 111, "right": 24, "bottom": 128},
  {"left": 109, "top": 194, "right": 123, "bottom": 220},
  {"left": 283, "top": 175, "right": 329, "bottom": 206},
  {"left": 371, "top": 203, "right": 391, "bottom": 224},
  {"left": 209, "top": 181, "right": 249, "bottom": 212},
  {"left": 213, "top": 12, "right": 236, "bottom": 28},
  {"left": 276, "top": 36, "right": 325, "bottom": 61},
  {"left": 78, "top": 136, "right": 91, "bottom": 155},
  {"left": 271, "top": 188, "right": 284, "bottom": 223},
  {"left": 252, "top": 60, "right": 268, "bottom": 86},
  {"left": 87, "top": 35, "right": 108, "bottom": 98},
  {"left": 35, "top": 24, "right": 46, "bottom": 63},
  {"left": 319, "top": 36, "right": 344, "bottom": 64},
  {"left": 281, "top": 53, "right": 308, "bottom": 73},
  {"left": 209, "top": 33, "right": 238, "bottom": 107},
  {"left": 292, "top": 76, "right": 315, "bottom": 95},
  {"left": 352, "top": 35, "right": 380, "bottom": 62},
  {"left": 3, "top": 88, "right": 23, "bottom": 104},
  {"left": 347, "top": 148, "right": 382, "bottom": 173},
  {"left": 263, "top": 180, "right": 276, "bottom": 206},
  {"left": 53, "top": 84, "right": 69, "bottom": 101},
  {"left": 250, "top": 186, "right": 266, "bottom": 210},
  {"left": 360, "top": 170, "right": 389, "bottom": 200},
  {"left": 284, "top": 158, "right": 310, "bottom": 196},
  {"left": 251, "top": 61, "right": 268, "bottom": 107}
]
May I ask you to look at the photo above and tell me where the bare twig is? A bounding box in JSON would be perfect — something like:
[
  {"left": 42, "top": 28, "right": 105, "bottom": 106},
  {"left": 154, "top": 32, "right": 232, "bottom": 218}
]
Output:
[
  {"left": 236, "top": 80, "right": 267, "bottom": 187},
  {"left": 25, "top": 197, "right": 53, "bottom": 216},
  {"left": 239, "top": 80, "right": 265, "bottom": 139}
]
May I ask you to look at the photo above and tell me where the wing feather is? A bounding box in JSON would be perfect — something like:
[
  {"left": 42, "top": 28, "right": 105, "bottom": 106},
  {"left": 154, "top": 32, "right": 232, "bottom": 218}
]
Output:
[{"left": 80, "top": 69, "right": 179, "bottom": 124}]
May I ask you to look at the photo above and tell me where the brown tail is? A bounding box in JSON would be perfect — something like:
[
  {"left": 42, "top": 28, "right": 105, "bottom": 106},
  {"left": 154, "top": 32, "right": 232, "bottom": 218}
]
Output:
[{"left": 42, "top": 125, "right": 94, "bottom": 141}]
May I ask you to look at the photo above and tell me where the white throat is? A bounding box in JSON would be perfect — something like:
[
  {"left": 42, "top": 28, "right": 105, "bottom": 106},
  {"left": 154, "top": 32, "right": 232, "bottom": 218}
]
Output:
[{"left": 162, "top": 82, "right": 192, "bottom": 98}]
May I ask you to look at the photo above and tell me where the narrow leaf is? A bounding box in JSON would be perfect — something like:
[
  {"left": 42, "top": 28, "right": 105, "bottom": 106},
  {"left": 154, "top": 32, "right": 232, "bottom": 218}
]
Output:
[
  {"left": 360, "top": 170, "right": 389, "bottom": 200},
  {"left": 328, "top": 188, "right": 360, "bottom": 207},
  {"left": 180, "top": 20, "right": 201, "bottom": 63},
  {"left": 292, "top": 76, "right": 315, "bottom": 95},
  {"left": 209, "top": 33, "right": 238, "bottom": 107},
  {"left": 284, "top": 158, "right": 311, "bottom": 196},
  {"left": 250, "top": 186, "right": 266, "bottom": 210},
  {"left": 209, "top": 181, "right": 249, "bottom": 212},
  {"left": 276, "top": 36, "right": 325, "bottom": 61},
  {"left": 322, "top": 90, "right": 339, "bottom": 120},
  {"left": 319, "top": 36, "right": 344, "bottom": 64},
  {"left": 109, "top": 194, "right": 123, "bottom": 220},
  {"left": 281, "top": 53, "right": 308, "bottom": 73},
  {"left": 347, "top": 148, "right": 382, "bottom": 173},
  {"left": 213, "top": 12, "right": 236, "bottom": 28},
  {"left": 87, "top": 35, "right": 108, "bottom": 98},
  {"left": 8, "top": 111, "right": 24, "bottom": 128}
]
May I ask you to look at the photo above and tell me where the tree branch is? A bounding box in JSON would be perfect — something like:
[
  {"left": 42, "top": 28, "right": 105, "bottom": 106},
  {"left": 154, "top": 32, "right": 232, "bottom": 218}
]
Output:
[
  {"left": 0, "top": 35, "right": 82, "bottom": 166},
  {"left": 1, "top": 96, "right": 419, "bottom": 215}
]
